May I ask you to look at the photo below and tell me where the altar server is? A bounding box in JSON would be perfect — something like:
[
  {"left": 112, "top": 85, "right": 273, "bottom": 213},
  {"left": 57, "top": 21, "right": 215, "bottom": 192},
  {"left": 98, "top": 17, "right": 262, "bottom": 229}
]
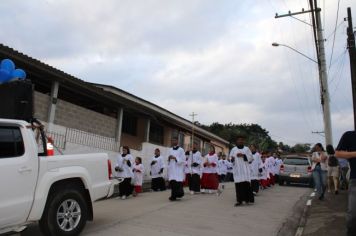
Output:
[
  {"left": 150, "top": 148, "right": 166, "bottom": 191},
  {"left": 230, "top": 135, "right": 254, "bottom": 206},
  {"left": 167, "top": 138, "right": 186, "bottom": 201}
]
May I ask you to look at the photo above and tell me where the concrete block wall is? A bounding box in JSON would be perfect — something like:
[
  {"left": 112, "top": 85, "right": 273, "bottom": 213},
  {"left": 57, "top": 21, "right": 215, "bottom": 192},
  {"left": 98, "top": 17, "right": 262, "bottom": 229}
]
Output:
[
  {"left": 33, "top": 91, "right": 50, "bottom": 121},
  {"left": 34, "top": 91, "right": 117, "bottom": 138},
  {"left": 54, "top": 97, "right": 117, "bottom": 138}
]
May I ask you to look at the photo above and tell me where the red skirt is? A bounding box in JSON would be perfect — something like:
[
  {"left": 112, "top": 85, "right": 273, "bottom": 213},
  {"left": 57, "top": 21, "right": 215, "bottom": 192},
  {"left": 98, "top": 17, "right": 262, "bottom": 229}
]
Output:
[
  {"left": 201, "top": 173, "right": 219, "bottom": 190},
  {"left": 134, "top": 185, "right": 142, "bottom": 193}
]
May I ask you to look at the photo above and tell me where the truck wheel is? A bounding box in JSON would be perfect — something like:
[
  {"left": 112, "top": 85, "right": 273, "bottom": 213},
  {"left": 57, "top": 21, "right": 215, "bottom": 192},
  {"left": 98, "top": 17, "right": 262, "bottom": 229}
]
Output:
[{"left": 39, "top": 188, "right": 88, "bottom": 236}]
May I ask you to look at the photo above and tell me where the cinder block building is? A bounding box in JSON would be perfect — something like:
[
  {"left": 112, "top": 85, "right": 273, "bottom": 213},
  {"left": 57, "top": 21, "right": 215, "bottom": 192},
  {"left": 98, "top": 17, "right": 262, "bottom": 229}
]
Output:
[{"left": 0, "top": 44, "right": 230, "bottom": 180}]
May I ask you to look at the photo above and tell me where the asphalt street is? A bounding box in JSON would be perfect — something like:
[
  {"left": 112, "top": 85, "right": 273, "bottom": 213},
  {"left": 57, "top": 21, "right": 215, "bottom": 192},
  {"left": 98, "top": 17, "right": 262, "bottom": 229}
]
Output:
[{"left": 18, "top": 183, "right": 310, "bottom": 236}]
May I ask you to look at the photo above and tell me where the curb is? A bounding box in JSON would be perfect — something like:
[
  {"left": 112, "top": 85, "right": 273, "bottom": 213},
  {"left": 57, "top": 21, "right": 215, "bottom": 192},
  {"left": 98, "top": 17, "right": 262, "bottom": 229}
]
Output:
[{"left": 277, "top": 189, "right": 314, "bottom": 236}]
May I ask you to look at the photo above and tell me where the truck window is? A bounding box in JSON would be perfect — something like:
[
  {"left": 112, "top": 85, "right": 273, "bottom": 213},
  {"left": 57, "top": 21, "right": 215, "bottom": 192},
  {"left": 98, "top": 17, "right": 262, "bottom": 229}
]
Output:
[{"left": 0, "top": 126, "right": 25, "bottom": 158}]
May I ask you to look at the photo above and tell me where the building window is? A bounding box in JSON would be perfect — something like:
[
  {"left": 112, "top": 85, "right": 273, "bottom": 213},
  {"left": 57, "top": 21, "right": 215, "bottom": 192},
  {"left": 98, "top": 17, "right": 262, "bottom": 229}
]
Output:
[
  {"left": 122, "top": 113, "right": 137, "bottom": 136},
  {"left": 0, "top": 126, "right": 25, "bottom": 158},
  {"left": 149, "top": 122, "right": 164, "bottom": 145}
]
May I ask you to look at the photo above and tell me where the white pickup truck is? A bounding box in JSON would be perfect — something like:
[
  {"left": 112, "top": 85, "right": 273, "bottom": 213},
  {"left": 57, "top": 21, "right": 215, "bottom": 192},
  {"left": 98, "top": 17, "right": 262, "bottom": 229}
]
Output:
[{"left": 0, "top": 118, "right": 117, "bottom": 236}]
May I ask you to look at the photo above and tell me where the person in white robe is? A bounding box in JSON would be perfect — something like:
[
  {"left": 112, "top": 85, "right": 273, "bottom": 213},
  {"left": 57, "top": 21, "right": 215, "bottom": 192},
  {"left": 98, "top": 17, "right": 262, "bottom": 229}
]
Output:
[
  {"left": 274, "top": 153, "right": 283, "bottom": 184},
  {"left": 266, "top": 153, "right": 276, "bottom": 186},
  {"left": 230, "top": 135, "right": 254, "bottom": 206},
  {"left": 188, "top": 143, "right": 203, "bottom": 194},
  {"left": 115, "top": 146, "right": 134, "bottom": 200},
  {"left": 184, "top": 151, "right": 191, "bottom": 187},
  {"left": 167, "top": 138, "right": 186, "bottom": 201},
  {"left": 218, "top": 155, "right": 228, "bottom": 183},
  {"left": 133, "top": 157, "right": 144, "bottom": 196},
  {"left": 249, "top": 145, "right": 262, "bottom": 195},
  {"left": 259, "top": 152, "right": 269, "bottom": 189},
  {"left": 150, "top": 148, "right": 166, "bottom": 191},
  {"left": 225, "top": 158, "right": 234, "bottom": 182},
  {"left": 201, "top": 146, "right": 219, "bottom": 193}
]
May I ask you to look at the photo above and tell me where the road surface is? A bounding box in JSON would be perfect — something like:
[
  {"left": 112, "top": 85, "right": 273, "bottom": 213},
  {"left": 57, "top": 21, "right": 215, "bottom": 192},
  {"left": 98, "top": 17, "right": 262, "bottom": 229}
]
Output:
[{"left": 19, "top": 183, "right": 310, "bottom": 236}]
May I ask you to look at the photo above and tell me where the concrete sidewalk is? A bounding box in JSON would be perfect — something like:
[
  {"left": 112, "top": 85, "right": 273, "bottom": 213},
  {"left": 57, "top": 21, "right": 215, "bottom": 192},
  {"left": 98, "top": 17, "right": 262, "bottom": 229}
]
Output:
[{"left": 302, "top": 189, "right": 348, "bottom": 236}]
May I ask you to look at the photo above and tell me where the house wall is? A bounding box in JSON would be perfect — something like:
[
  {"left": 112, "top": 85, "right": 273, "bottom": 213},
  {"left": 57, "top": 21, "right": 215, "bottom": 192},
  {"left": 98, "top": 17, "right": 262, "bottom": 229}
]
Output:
[
  {"left": 33, "top": 91, "right": 117, "bottom": 138},
  {"left": 33, "top": 91, "right": 50, "bottom": 121},
  {"left": 121, "top": 117, "right": 146, "bottom": 150}
]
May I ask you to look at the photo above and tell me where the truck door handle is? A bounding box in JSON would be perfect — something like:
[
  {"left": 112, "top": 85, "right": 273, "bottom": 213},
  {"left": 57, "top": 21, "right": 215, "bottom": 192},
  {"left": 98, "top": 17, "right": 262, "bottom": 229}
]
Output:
[{"left": 18, "top": 166, "right": 32, "bottom": 173}]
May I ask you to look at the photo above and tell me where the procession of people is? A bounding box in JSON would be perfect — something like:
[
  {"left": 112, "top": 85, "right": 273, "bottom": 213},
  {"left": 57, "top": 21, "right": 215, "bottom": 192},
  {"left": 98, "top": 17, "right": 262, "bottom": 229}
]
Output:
[{"left": 114, "top": 135, "right": 283, "bottom": 206}]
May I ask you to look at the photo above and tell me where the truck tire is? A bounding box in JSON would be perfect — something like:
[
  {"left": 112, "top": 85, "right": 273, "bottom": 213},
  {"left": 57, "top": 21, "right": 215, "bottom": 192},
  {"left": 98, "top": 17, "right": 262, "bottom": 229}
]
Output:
[{"left": 39, "top": 187, "right": 88, "bottom": 236}]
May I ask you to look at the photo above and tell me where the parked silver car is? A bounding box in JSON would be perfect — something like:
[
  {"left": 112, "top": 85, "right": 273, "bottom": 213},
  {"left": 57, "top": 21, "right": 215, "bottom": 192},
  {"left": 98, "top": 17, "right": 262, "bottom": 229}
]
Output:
[{"left": 279, "top": 156, "right": 313, "bottom": 187}]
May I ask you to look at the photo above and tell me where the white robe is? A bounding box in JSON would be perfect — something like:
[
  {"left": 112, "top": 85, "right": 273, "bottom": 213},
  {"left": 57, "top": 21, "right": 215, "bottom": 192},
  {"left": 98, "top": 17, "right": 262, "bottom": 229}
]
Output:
[
  {"left": 274, "top": 158, "right": 283, "bottom": 175},
  {"left": 258, "top": 161, "right": 269, "bottom": 180},
  {"left": 230, "top": 146, "right": 253, "bottom": 183},
  {"left": 188, "top": 151, "right": 203, "bottom": 175},
  {"left": 218, "top": 159, "right": 228, "bottom": 175},
  {"left": 226, "top": 160, "right": 233, "bottom": 173},
  {"left": 184, "top": 155, "right": 191, "bottom": 174},
  {"left": 133, "top": 163, "right": 144, "bottom": 186},
  {"left": 202, "top": 153, "right": 218, "bottom": 174},
  {"left": 266, "top": 156, "right": 276, "bottom": 176},
  {"left": 115, "top": 153, "right": 134, "bottom": 178},
  {"left": 150, "top": 155, "right": 165, "bottom": 179},
  {"left": 167, "top": 147, "right": 186, "bottom": 182},
  {"left": 249, "top": 152, "right": 262, "bottom": 180}
]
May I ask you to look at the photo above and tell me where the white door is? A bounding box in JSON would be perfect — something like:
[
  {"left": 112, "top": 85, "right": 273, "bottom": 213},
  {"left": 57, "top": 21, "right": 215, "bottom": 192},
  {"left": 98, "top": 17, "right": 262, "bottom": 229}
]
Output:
[{"left": 0, "top": 125, "right": 38, "bottom": 227}]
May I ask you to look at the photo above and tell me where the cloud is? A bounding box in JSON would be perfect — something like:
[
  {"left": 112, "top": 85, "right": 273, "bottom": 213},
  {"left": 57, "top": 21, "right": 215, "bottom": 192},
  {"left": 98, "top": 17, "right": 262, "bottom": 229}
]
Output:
[{"left": 0, "top": 0, "right": 355, "bottom": 146}]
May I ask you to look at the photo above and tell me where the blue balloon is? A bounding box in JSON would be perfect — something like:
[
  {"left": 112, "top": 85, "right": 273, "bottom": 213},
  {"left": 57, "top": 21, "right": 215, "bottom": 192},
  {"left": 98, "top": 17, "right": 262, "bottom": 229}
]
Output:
[
  {"left": 0, "top": 59, "right": 15, "bottom": 73},
  {"left": 0, "top": 69, "right": 11, "bottom": 83},
  {"left": 11, "top": 69, "right": 26, "bottom": 80}
]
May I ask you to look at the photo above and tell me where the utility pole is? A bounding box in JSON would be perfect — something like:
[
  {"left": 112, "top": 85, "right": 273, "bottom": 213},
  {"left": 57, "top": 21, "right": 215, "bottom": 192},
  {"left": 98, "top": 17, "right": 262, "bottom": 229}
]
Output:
[
  {"left": 275, "top": 0, "right": 333, "bottom": 146},
  {"left": 189, "top": 112, "right": 197, "bottom": 150},
  {"left": 314, "top": 0, "right": 333, "bottom": 146},
  {"left": 347, "top": 7, "right": 356, "bottom": 129}
]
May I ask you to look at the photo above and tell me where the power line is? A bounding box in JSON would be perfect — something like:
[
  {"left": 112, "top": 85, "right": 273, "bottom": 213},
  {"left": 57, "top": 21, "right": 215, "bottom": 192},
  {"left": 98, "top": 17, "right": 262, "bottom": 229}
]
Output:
[
  {"left": 328, "top": 0, "right": 341, "bottom": 71},
  {"left": 326, "top": 21, "right": 345, "bottom": 42},
  {"left": 329, "top": 48, "right": 347, "bottom": 85}
]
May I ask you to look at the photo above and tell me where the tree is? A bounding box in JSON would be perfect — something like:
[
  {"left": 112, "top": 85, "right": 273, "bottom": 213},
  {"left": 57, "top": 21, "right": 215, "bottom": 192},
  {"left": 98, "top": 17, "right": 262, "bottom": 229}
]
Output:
[
  {"left": 201, "top": 122, "right": 278, "bottom": 151},
  {"left": 290, "top": 143, "right": 311, "bottom": 153}
]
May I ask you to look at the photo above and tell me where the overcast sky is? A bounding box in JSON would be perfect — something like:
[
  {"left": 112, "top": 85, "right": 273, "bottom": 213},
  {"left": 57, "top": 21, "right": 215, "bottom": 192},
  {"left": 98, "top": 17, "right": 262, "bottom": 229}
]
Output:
[{"left": 1, "top": 0, "right": 355, "bottom": 146}]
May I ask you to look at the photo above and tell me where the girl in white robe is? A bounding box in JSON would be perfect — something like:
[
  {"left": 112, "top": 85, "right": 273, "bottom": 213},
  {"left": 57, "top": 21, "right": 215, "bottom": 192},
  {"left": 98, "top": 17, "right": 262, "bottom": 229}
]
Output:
[
  {"left": 133, "top": 157, "right": 144, "bottom": 196},
  {"left": 259, "top": 152, "right": 269, "bottom": 189},
  {"left": 201, "top": 146, "right": 219, "bottom": 193}
]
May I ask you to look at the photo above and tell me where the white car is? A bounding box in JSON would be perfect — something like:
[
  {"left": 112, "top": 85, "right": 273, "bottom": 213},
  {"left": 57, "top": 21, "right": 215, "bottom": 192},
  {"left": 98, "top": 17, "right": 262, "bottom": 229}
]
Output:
[{"left": 0, "top": 118, "right": 117, "bottom": 236}]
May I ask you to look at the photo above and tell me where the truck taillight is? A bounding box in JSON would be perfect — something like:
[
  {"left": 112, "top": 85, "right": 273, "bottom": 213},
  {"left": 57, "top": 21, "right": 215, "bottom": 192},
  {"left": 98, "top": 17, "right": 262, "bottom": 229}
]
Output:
[
  {"left": 108, "top": 159, "right": 113, "bottom": 179},
  {"left": 307, "top": 166, "right": 312, "bottom": 173},
  {"left": 280, "top": 164, "right": 284, "bottom": 173},
  {"left": 47, "top": 142, "right": 54, "bottom": 156}
]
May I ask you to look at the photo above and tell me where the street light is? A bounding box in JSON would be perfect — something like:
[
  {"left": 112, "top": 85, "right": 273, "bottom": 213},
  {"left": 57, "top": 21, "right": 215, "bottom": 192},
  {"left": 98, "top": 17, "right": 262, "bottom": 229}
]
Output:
[
  {"left": 272, "top": 42, "right": 318, "bottom": 64},
  {"left": 272, "top": 41, "right": 333, "bottom": 146}
]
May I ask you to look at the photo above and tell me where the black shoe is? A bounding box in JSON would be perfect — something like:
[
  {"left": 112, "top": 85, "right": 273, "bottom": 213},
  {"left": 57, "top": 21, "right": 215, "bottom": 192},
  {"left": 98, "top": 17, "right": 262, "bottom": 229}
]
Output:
[
  {"left": 335, "top": 190, "right": 339, "bottom": 195},
  {"left": 234, "top": 202, "right": 242, "bottom": 207},
  {"left": 169, "top": 197, "right": 177, "bottom": 201},
  {"left": 318, "top": 195, "right": 324, "bottom": 200}
]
